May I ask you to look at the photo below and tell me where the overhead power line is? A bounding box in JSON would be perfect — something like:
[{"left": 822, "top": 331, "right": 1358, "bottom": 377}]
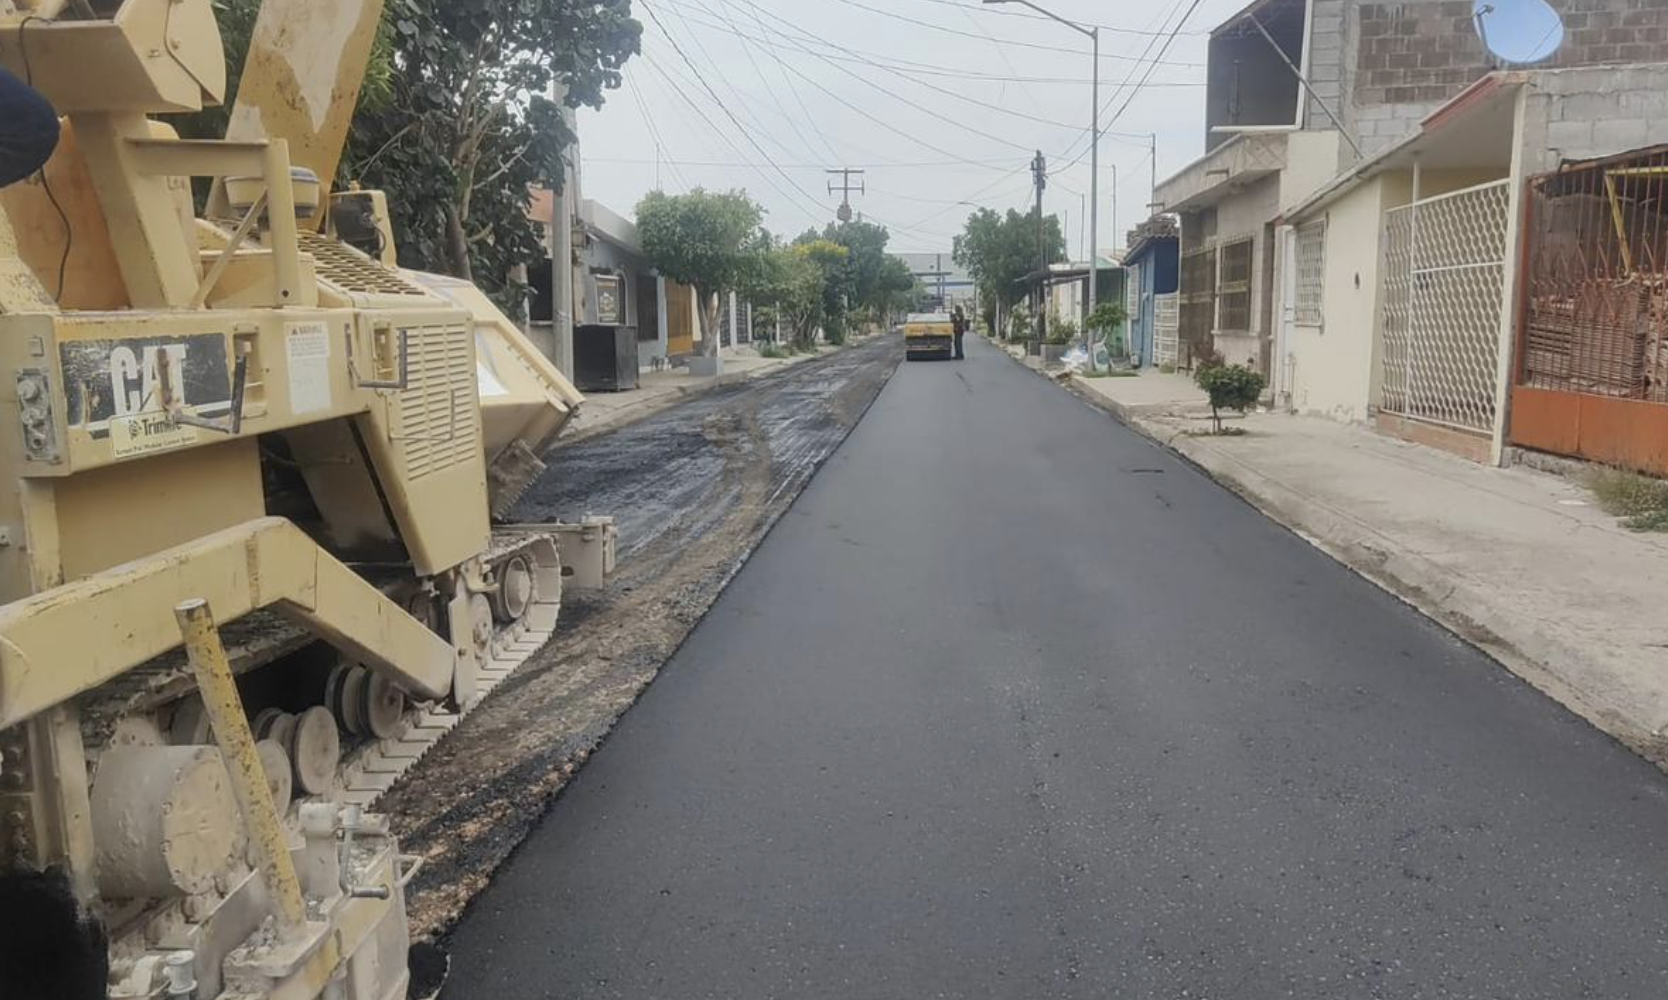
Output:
[
  {"left": 904, "top": 0, "right": 1209, "bottom": 38},
  {"left": 825, "top": 0, "right": 1206, "bottom": 67},
  {"left": 675, "top": 0, "right": 1201, "bottom": 88},
  {"left": 695, "top": 0, "right": 1157, "bottom": 156},
  {"left": 697, "top": 0, "right": 834, "bottom": 167},
  {"left": 1055, "top": 0, "right": 1206, "bottom": 171},
  {"left": 640, "top": 7, "right": 966, "bottom": 243},
  {"left": 671, "top": 4, "right": 1070, "bottom": 169},
  {"left": 683, "top": 0, "right": 1100, "bottom": 138},
  {"left": 584, "top": 155, "right": 1024, "bottom": 169},
  {"left": 635, "top": 46, "right": 831, "bottom": 226}
]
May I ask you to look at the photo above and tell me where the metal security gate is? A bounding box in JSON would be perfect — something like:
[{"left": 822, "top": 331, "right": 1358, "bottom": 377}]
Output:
[
  {"left": 1378, "top": 179, "right": 1511, "bottom": 432},
  {"left": 1178, "top": 246, "right": 1217, "bottom": 366},
  {"left": 1511, "top": 144, "right": 1668, "bottom": 475},
  {"left": 1154, "top": 293, "right": 1180, "bottom": 367}
]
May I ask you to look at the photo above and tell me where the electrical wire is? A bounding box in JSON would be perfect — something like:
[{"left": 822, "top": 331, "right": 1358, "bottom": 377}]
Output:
[
  {"left": 17, "top": 15, "right": 71, "bottom": 303},
  {"left": 733, "top": 0, "right": 843, "bottom": 165},
  {"left": 1052, "top": 0, "right": 1190, "bottom": 167},
  {"left": 622, "top": 71, "right": 695, "bottom": 192},
  {"left": 824, "top": 0, "right": 1206, "bottom": 67},
  {"left": 637, "top": 4, "right": 836, "bottom": 224},
  {"left": 673, "top": 1, "right": 1201, "bottom": 88},
  {"left": 639, "top": 17, "right": 967, "bottom": 243},
  {"left": 637, "top": 51, "right": 831, "bottom": 228},
  {"left": 693, "top": 0, "right": 1157, "bottom": 145},
  {"left": 681, "top": 0, "right": 1092, "bottom": 159},
  {"left": 582, "top": 155, "right": 1024, "bottom": 169},
  {"left": 902, "top": 0, "right": 1209, "bottom": 38},
  {"left": 662, "top": 0, "right": 827, "bottom": 171}
]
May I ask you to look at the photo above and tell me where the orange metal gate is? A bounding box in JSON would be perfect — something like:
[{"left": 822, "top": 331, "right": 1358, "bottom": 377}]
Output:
[{"left": 1511, "top": 145, "right": 1668, "bottom": 475}]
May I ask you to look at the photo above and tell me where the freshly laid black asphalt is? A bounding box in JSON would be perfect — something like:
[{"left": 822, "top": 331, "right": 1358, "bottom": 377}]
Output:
[{"left": 444, "top": 336, "right": 1668, "bottom": 999}]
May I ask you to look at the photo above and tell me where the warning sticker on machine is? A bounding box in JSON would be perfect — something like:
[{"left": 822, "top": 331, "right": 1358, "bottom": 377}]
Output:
[
  {"left": 287, "top": 322, "right": 332, "bottom": 414},
  {"left": 110, "top": 412, "right": 197, "bottom": 458}
]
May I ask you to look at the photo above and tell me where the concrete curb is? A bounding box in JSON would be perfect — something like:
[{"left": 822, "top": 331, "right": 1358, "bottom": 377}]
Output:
[{"left": 1003, "top": 348, "right": 1668, "bottom": 769}]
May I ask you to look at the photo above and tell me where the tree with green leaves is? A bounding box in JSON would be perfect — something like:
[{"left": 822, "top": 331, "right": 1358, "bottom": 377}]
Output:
[
  {"left": 637, "top": 189, "right": 766, "bottom": 358},
  {"left": 952, "top": 207, "right": 1066, "bottom": 336},
  {"left": 1084, "top": 300, "right": 1129, "bottom": 371},
  {"left": 348, "top": 0, "right": 640, "bottom": 301},
  {"left": 174, "top": 0, "right": 640, "bottom": 311}
]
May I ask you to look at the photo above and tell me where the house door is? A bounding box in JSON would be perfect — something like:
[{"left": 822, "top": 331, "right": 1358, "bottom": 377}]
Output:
[{"left": 1178, "top": 246, "right": 1217, "bottom": 367}]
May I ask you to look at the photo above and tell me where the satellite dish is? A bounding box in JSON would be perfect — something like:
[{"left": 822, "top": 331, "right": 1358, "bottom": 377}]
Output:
[{"left": 1473, "top": 0, "right": 1565, "bottom": 64}]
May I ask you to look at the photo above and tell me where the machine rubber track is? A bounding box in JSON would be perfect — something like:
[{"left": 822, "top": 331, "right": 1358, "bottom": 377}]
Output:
[
  {"left": 79, "top": 528, "right": 565, "bottom": 813},
  {"left": 335, "top": 528, "right": 564, "bottom": 807}
]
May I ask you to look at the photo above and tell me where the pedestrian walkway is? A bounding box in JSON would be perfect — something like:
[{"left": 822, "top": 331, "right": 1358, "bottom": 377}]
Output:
[{"left": 1070, "top": 366, "right": 1668, "bottom": 765}]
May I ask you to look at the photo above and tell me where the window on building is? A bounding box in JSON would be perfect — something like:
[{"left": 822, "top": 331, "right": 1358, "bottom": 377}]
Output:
[
  {"left": 1216, "top": 238, "right": 1253, "bottom": 333},
  {"left": 1294, "top": 221, "right": 1326, "bottom": 326}
]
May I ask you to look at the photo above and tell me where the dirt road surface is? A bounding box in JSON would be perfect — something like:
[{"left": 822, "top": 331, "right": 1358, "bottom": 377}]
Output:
[{"left": 378, "top": 337, "right": 900, "bottom": 939}]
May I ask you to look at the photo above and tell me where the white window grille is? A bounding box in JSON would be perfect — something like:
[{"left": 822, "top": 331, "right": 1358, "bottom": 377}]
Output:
[{"left": 1294, "top": 221, "right": 1326, "bottom": 326}]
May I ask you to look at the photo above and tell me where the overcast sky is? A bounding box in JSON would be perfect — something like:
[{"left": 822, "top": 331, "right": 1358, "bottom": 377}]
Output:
[{"left": 573, "top": 0, "right": 1255, "bottom": 256}]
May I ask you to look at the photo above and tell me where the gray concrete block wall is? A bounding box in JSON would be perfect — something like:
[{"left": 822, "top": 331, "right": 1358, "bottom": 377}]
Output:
[
  {"left": 1517, "top": 65, "right": 1668, "bottom": 175},
  {"left": 1341, "top": 0, "right": 1668, "bottom": 161},
  {"left": 1305, "top": 0, "right": 1348, "bottom": 126}
]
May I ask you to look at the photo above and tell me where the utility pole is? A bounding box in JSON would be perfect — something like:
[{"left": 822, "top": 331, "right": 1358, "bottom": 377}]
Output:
[
  {"left": 550, "top": 82, "right": 577, "bottom": 378},
  {"left": 1111, "top": 163, "right": 1118, "bottom": 268},
  {"left": 1032, "top": 149, "right": 1048, "bottom": 346},
  {"left": 1149, "top": 133, "right": 1158, "bottom": 218},
  {"left": 826, "top": 168, "right": 866, "bottom": 223},
  {"left": 986, "top": 1, "right": 1096, "bottom": 358},
  {"left": 1087, "top": 23, "right": 1100, "bottom": 357}
]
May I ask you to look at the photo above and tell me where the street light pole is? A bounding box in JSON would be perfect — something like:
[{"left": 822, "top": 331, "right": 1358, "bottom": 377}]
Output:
[
  {"left": 984, "top": 0, "right": 1098, "bottom": 365},
  {"left": 1088, "top": 25, "right": 1099, "bottom": 362}
]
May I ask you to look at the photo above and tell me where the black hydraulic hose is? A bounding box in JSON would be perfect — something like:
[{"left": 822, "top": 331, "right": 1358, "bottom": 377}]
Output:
[{"left": 0, "top": 64, "right": 60, "bottom": 188}]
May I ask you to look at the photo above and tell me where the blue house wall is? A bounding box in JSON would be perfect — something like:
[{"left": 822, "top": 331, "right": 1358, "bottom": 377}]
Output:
[{"left": 1125, "top": 235, "right": 1179, "bottom": 367}]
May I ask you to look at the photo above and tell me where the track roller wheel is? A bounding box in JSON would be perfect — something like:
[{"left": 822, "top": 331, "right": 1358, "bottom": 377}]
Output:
[
  {"left": 339, "top": 666, "right": 370, "bottom": 737},
  {"left": 407, "top": 590, "right": 441, "bottom": 633},
  {"left": 267, "top": 711, "right": 300, "bottom": 755},
  {"left": 469, "top": 594, "right": 495, "bottom": 662},
  {"left": 363, "top": 671, "right": 407, "bottom": 741},
  {"left": 290, "top": 706, "right": 340, "bottom": 797},
  {"left": 169, "top": 696, "right": 211, "bottom": 746},
  {"left": 256, "top": 738, "right": 294, "bottom": 813},
  {"left": 492, "top": 554, "right": 535, "bottom": 625},
  {"left": 325, "top": 662, "right": 355, "bottom": 731},
  {"left": 252, "top": 707, "right": 286, "bottom": 741}
]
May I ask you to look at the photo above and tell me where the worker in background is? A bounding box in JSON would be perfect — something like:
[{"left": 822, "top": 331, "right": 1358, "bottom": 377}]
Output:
[
  {"left": 951, "top": 305, "right": 968, "bottom": 361},
  {"left": 0, "top": 65, "right": 60, "bottom": 188}
]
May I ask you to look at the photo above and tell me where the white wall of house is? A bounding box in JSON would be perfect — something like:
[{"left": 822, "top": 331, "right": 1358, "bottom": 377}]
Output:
[
  {"left": 1287, "top": 174, "right": 1408, "bottom": 421},
  {"left": 1285, "top": 164, "right": 1509, "bottom": 424},
  {"left": 1280, "top": 130, "right": 1347, "bottom": 206}
]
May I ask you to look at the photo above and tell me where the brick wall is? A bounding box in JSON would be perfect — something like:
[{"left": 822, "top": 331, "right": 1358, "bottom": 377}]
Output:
[{"left": 1349, "top": 0, "right": 1668, "bottom": 154}]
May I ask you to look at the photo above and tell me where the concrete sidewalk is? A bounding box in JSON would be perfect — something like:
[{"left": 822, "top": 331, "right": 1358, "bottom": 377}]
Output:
[
  {"left": 1066, "top": 364, "right": 1668, "bottom": 766},
  {"left": 559, "top": 343, "right": 826, "bottom": 445}
]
